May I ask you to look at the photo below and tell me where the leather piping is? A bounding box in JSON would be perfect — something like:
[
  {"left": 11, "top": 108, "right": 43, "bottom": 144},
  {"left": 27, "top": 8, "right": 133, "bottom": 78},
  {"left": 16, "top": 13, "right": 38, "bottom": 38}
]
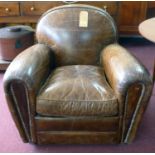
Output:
[
  {"left": 9, "top": 81, "right": 37, "bottom": 143},
  {"left": 37, "top": 99, "right": 118, "bottom": 102},
  {"left": 10, "top": 82, "right": 31, "bottom": 141},
  {"left": 122, "top": 83, "right": 144, "bottom": 143}
]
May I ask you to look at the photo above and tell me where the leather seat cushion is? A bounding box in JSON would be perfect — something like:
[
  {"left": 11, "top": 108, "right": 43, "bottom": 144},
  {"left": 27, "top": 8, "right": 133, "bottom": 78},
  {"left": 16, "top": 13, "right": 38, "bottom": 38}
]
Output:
[{"left": 36, "top": 65, "right": 118, "bottom": 117}]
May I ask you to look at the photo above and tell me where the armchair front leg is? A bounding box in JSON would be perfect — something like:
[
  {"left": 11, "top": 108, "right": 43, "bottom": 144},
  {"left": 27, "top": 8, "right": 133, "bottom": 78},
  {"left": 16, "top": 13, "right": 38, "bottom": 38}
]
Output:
[
  {"left": 101, "top": 44, "right": 153, "bottom": 143},
  {"left": 3, "top": 44, "right": 55, "bottom": 143}
]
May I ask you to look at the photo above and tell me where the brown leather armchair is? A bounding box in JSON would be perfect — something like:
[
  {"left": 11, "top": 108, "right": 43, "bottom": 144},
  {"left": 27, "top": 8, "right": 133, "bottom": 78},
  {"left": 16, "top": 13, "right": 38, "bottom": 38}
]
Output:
[{"left": 3, "top": 4, "right": 153, "bottom": 144}]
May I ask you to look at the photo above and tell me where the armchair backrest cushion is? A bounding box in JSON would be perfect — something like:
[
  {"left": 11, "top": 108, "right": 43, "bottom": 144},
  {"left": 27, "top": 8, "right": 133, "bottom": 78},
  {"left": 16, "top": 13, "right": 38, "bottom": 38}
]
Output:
[{"left": 36, "top": 4, "right": 117, "bottom": 66}]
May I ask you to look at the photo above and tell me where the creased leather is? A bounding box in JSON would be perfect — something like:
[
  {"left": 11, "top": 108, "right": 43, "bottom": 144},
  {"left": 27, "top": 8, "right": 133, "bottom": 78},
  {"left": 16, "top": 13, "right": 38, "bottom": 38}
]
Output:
[
  {"left": 3, "top": 44, "right": 55, "bottom": 142},
  {"left": 37, "top": 65, "right": 118, "bottom": 117},
  {"left": 101, "top": 44, "right": 152, "bottom": 108},
  {"left": 2, "top": 4, "right": 153, "bottom": 144},
  {"left": 101, "top": 44, "right": 153, "bottom": 143},
  {"left": 36, "top": 4, "right": 117, "bottom": 66},
  {"left": 4, "top": 44, "right": 55, "bottom": 94}
]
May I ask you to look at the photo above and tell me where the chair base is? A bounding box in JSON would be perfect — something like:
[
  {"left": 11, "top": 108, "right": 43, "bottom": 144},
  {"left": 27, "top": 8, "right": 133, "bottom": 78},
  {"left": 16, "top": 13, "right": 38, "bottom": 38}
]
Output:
[
  {"left": 34, "top": 116, "right": 121, "bottom": 144},
  {"left": 37, "top": 131, "right": 120, "bottom": 144}
]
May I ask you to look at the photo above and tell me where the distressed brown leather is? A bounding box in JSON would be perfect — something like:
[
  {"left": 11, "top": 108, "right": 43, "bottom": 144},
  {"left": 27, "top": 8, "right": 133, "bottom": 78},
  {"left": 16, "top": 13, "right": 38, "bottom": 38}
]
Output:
[
  {"left": 3, "top": 4, "right": 153, "bottom": 144},
  {"left": 3, "top": 44, "right": 55, "bottom": 142},
  {"left": 37, "top": 65, "right": 118, "bottom": 117},
  {"left": 37, "top": 131, "right": 119, "bottom": 144},
  {"left": 35, "top": 116, "right": 119, "bottom": 132},
  {"left": 36, "top": 4, "right": 117, "bottom": 66},
  {"left": 4, "top": 44, "right": 55, "bottom": 94},
  {"left": 101, "top": 44, "right": 153, "bottom": 143}
]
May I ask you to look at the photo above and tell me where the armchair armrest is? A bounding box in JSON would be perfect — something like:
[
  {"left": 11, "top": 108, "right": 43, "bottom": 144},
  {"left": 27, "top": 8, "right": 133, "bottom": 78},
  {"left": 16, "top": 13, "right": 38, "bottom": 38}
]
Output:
[
  {"left": 101, "top": 44, "right": 153, "bottom": 143},
  {"left": 3, "top": 44, "right": 55, "bottom": 143}
]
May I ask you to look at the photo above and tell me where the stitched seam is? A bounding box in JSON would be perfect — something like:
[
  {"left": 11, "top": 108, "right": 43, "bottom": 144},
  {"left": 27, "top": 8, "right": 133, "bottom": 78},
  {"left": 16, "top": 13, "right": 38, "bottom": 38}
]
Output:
[
  {"left": 121, "top": 90, "right": 129, "bottom": 142},
  {"left": 37, "top": 98, "right": 118, "bottom": 102},
  {"left": 23, "top": 83, "right": 33, "bottom": 142},
  {"left": 21, "top": 81, "right": 37, "bottom": 143},
  {"left": 124, "top": 84, "right": 145, "bottom": 143},
  {"left": 10, "top": 84, "right": 30, "bottom": 141},
  {"left": 121, "top": 83, "right": 145, "bottom": 143}
]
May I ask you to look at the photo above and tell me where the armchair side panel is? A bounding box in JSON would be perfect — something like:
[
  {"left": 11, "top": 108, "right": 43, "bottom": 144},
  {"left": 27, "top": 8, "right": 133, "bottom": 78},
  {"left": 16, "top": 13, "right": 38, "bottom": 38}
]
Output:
[{"left": 3, "top": 44, "right": 55, "bottom": 142}]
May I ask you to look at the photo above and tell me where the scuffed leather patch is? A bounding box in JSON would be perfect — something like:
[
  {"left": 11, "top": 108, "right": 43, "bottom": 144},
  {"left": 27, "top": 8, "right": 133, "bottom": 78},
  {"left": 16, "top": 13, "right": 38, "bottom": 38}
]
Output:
[{"left": 37, "top": 65, "right": 118, "bottom": 117}]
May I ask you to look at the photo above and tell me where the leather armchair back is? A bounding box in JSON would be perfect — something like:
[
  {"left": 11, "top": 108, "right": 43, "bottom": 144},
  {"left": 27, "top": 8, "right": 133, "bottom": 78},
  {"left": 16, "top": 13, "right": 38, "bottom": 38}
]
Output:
[{"left": 36, "top": 4, "right": 117, "bottom": 66}]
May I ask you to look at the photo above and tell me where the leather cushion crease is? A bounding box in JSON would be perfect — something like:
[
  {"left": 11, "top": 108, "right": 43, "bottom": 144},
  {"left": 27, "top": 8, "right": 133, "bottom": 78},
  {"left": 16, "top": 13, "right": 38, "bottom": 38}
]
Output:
[
  {"left": 37, "top": 65, "right": 118, "bottom": 117},
  {"left": 3, "top": 4, "right": 153, "bottom": 144}
]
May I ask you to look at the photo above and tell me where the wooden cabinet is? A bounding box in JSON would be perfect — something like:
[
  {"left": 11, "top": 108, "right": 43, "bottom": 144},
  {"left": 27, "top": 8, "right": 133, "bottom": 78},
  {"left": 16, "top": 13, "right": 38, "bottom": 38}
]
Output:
[
  {"left": 146, "top": 1, "right": 155, "bottom": 19},
  {"left": 119, "top": 1, "right": 147, "bottom": 35},
  {"left": 0, "top": 1, "right": 119, "bottom": 22},
  {"left": 75, "top": 1, "right": 119, "bottom": 16},
  {"left": 0, "top": 1, "right": 119, "bottom": 25},
  {"left": 0, "top": 1, "right": 153, "bottom": 35},
  {"left": 0, "top": 2, "right": 19, "bottom": 17},
  {"left": 20, "top": 1, "right": 118, "bottom": 17},
  {"left": 20, "top": 2, "right": 64, "bottom": 16}
]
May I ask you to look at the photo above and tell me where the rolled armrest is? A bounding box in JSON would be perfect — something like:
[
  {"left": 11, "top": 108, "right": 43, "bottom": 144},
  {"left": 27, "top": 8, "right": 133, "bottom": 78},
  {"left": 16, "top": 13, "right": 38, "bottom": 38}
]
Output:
[
  {"left": 4, "top": 43, "right": 55, "bottom": 94},
  {"left": 101, "top": 44, "right": 153, "bottom": 143},
  {"left": 3, "top": 44, "right": 55, "bottom": 143}
]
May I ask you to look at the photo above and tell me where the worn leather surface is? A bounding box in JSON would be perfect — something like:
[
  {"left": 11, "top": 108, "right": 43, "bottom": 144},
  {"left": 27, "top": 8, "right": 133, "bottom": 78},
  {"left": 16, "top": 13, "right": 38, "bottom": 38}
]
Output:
[
  {"left": 36, "top": 4, "right": 117, "bottom": 66},
  {"left": 101, "top": 44, "right": 153, "bottom": 143},
  {"left": 3, "top": 43, "right": 55, "bottom": 142},
  {"left": 101, "top": 44, "right": 152, "bottom": 106},
  {"left": 37, "top": 131, "right": 119, "bottom": 144},
  {"left": 37, "top": 65, "right": 118, "bottom": 117},
  {"left": 35, "top": 116, "right": 119, "bottom": 132},
  {"left": 4, "top": 44, "right": 55, "bottom": 94},
  {"left": 3, "top": 4, "right": 153, "bottom": 144}
]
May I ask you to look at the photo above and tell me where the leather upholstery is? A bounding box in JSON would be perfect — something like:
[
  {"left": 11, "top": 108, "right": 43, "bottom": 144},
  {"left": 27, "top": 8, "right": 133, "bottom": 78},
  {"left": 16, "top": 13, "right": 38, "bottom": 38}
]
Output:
[
  {"left": 101, "top": 44, "right": 152, "bottom": 107},
  {"left": 37, "top": 65, "right": 118, "bottom": 117},
  {"left": 101, "top": 44, "right": 153, "bottom": 142},
  {"left": 3, "top": 4, "right": 153, "bottom": 144},
  {"left": 4, "top": 44, "right": 55, "bottom": 94},
  {"left": 3, "top": 44, "right": 55, "bottom": 142},
  {"left": 36, "top": 4, "right": 117, "bottom": 66}
]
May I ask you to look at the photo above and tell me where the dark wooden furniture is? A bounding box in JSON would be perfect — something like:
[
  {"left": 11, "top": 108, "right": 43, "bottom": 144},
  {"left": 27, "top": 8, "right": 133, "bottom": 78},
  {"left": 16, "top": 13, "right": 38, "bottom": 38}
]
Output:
[
  {"left": 3, "top": 4, "right": 153, "bottom": 144},
  {"left": 1, "top": 1, "right": 155, "bottom": 35},
  {"left": 0, "top": 1, "right": 119, "bottom": 23},
  {"left": 146, "top": 1, "right": 155, "bottom": 19},
  {"left": 0, "top": 1, "right": 118, "bottom": 70},
  {"left": 1, "top": 1, "right": 155, "bottom": 70},
  {"left": 119, "top": 1, "right": 147, "bottom": 35}
]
